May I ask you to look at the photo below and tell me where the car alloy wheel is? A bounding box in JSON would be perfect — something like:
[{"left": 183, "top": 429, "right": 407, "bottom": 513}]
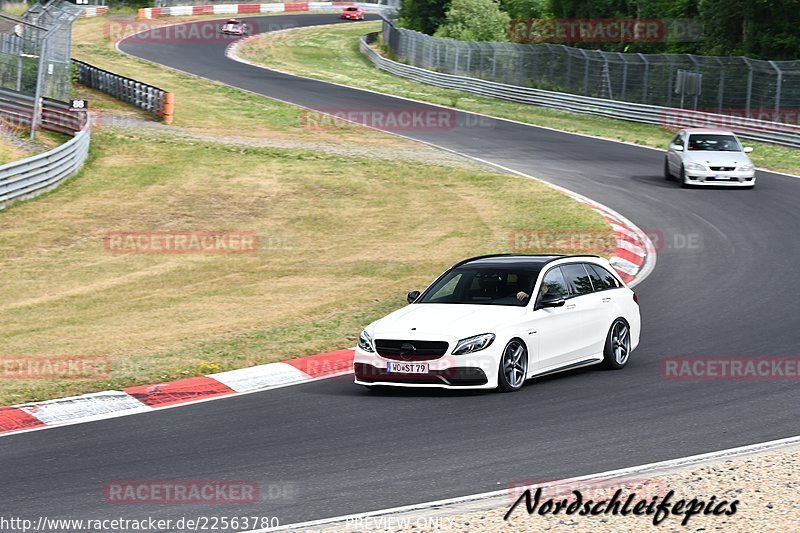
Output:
[
  {"left": 498, "top": 339, "right": 527, "bottom": 392},
  {"left": 602, "top": 319, "right": 631, "bottom": 369}
]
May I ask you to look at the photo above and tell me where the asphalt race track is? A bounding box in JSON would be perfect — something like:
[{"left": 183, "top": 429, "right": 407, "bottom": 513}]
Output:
[{"left": 1, "top": 13, "right": 799, "bottom": 529}]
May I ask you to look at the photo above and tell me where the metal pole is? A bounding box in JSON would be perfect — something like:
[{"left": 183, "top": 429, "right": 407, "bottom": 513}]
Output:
[
  {"left": 715, "top": 57, "right": 725, "bottom": 114},
  {"left": 743, "top": 58, "right": 753, "bottom": 117},
  {"left": 638, "top": 53, "right": 649, "bottom": 104},
  {"left": 30, "top": 35, "right": 50, "bottom": 140},
  {"left": 769, "top": 60, "right": 783, "bottom": 122}
]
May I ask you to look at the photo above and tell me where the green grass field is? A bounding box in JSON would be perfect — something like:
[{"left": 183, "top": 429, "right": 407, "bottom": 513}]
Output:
[{"left": 238, "top": 22, "right": 800, "bottom": 176}]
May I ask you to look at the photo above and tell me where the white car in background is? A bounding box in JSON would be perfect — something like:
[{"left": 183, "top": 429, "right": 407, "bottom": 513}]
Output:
[
  {"left": 664, "top": 128, "right": 756, "bottom": 188},
  {"left": 354, "top": 254, "right": 641, "bottom": 392}
]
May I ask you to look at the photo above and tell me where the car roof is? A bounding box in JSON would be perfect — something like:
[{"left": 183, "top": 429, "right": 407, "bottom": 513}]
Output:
[
  {"left": 682, "top": 128, "right": 737, "bottom": 135},
  {"left": 453, "top": 254, "right": 599, "bottom": 269}
]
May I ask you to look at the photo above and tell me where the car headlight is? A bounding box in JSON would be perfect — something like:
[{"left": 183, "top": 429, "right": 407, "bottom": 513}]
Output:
[
  {"left": 685, "top": 162, "right": 707, "bottom": 172},
  {"left": 358, "top": 330, "right": 375, "bottom": 353},
  {"left": 452, "top": 333, "right": 495, "bottom": 355},
  {"left": 739, "top": 163, "right": 755, "bottom": 172}
]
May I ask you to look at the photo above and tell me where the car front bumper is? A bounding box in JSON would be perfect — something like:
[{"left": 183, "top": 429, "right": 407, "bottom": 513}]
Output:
[
  {"left": 353, "top": 345, "right": 500, "bottom": 389},
  {"left": 684, "top": 170, "right": 755, "bottom": 186}
]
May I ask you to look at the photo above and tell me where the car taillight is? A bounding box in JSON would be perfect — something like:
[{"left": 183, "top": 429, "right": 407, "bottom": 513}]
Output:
[{"left": 633, "top": 292, "right": 639, "bottom": 305}]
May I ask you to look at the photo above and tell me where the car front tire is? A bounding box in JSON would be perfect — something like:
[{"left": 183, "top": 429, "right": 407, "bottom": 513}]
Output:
[
  {"left": 601, "top": 319, "right": 631, "bottom": 370},
  {"left": 664, "top": 158, "right": 672, "bottom": 180},
  {"left": 497, "top": 339, "right": 527, "bottom": 392},
  {"left": 679, "top": 164, "right": 691, "bottom": 188}
]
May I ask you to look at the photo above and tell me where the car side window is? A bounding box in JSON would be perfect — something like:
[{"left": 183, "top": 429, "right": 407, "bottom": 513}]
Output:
[
  {"left": 671, "top": 133, "right": 683, "bottom": 147},
  {"left": 539, "top": 267, "right": 569, "bottom": 300},
  {"left": 561, "top": 264, "right": 594, "bottom": 296},
  {"left": 585, "top": 263, "right": 606, "bottom": 290},
  {"left": 590, "top": 264, "right": 621, "bottom": 289}
]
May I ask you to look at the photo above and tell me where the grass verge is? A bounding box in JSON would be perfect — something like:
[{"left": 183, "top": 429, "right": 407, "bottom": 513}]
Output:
[{"left": 237, "top": 22, "right": 800, "bottom": 176}]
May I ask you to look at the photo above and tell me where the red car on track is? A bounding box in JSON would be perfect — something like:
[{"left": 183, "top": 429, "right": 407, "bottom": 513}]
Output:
[{"left": 340, "top": 6, "right": 365, "bottom": 20}]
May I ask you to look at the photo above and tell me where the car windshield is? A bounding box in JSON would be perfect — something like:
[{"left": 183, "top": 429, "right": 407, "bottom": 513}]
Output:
[
  {"left": 418, "top": 266, "right": 542, "bottom": 306},
  {"left": 345, "top": 7, "right": 358, "bottom": 10},
  {"left": 687, "top": 134, "right": 741, "bottom": 152}
]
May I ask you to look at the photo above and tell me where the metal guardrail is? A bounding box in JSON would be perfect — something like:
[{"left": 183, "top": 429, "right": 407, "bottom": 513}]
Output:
[
  {"left": 72, "top": 59, "right": 174, "bottom": 123},
  {"left": 360, "top": 32, "right": 800, "bottom": 149},
  {"left": 0, "top": 88, "right": 90, "bottom": 209},
  {"left": 0, "top": 87, "right": 86, "bottom": 134}
]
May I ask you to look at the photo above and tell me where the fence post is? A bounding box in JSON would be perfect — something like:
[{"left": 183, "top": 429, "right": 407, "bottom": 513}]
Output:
[
  {"left": 715, "top": 57, "right": 725, "bottom": 114},
  {"left": 769, "top": 60, "right": 783, "bottom": 122},
  {"left": 743, "top": 58, "right": 753, "bottom": 117},
  {"left": 638, "top": 53, "right": 649, "bottom": 104}
]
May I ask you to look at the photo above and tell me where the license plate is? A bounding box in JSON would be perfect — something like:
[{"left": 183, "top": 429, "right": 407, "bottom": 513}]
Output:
[{"left": 387, "top": 362, "right": 429, "bottom": 374}]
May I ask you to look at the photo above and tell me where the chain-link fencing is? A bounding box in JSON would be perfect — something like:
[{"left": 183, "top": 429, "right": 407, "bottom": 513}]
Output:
[
  {"left": 381, "top": 17, "right": 800, "bottom": 124},
  {"left": 0, "top": 0, "right": 81, "bottom": 101}
]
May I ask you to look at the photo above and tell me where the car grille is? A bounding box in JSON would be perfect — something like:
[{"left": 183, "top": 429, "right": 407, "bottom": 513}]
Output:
[
  {"left": 375, "top": 340, "right": 449, "bottom": 361},
  {"left": 709, "top": 166, "right": 736, "bottom": 171}
]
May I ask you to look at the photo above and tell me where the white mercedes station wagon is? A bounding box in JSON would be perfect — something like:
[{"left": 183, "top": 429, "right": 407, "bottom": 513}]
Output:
[{"left": 354, "top": 254, "right": 641, "bottom": 392}]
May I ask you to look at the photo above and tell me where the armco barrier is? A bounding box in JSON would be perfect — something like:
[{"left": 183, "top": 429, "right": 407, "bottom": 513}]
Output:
[
  {"left": 360, "top": 31, "right": 800, "bottom": 149},
  {"left": 0, "top": 91, "right": 90, "bottom": 209},
  {"left": 0, "top": 88, "right": 86, "bottom": 135},
  {"left": 72, "top": 59, "right": 174, "bottom": 124},
  {"left": 138, "top": 2, "right": 389, "bottom": 18}
]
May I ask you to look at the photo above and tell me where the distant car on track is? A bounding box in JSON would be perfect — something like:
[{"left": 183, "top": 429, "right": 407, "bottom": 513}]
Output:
[
  {"left": 354, "top": 254, "right": 640, "bottom": 392},
  {"left": 665, "top": 128, "right": 756, "bottom": 188},
  {"left": 219, "top": 19, "right": 248, "bottom": 36},
  {"left": 340, "top": 6, "right": 365, "bottom": 20}
]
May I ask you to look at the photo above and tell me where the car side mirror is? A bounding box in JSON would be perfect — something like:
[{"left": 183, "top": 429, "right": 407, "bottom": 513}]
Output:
[
  {"left": 670, "top": 144, "right": 684, "bottom": 151},
  {"left": 537, "top": 293, "right": 565, "bottom": 309},
  {"left": 407, "top": 290, "right": 420, "bottom": 304},
  {"left": 743, "top": 146, "right": 753, "bottom": 153}
]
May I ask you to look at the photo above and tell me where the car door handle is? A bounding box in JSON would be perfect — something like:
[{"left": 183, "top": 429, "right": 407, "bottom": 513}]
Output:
[
  {"left": 565, "top": 304, "right": 576, "bottom": 310},
  {"left": 602, "top": 297, "right": 612, "bottom": 303}
]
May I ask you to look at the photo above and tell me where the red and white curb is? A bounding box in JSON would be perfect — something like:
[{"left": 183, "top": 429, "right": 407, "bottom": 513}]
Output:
[
  {"left": 0, "top": 349, "right": 353, "bottom": 436},
  {"left": 138, "top": 2, "right": 385, "bottom": 19}
]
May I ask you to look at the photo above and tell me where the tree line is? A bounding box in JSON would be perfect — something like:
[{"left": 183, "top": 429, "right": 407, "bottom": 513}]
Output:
[{"left": 400, "top": 0, "right": 800, "bottom": 60}]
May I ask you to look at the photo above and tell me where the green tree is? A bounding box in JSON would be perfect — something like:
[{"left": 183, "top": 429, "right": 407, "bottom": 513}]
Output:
[
  {"left": 400, "top": 0, "right": 452, "bottom": 35},
  {"left": 434, "top": 0, "right": 512, "bottom": 41},
  {"left": 501, "top": 0, "right": 550, "bottom": 19}
]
